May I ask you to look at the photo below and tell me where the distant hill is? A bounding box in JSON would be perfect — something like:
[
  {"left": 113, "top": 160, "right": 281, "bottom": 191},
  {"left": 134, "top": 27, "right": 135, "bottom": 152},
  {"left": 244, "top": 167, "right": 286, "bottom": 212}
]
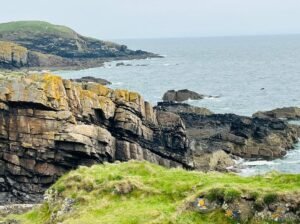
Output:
[{"left": 0, "top": 21, "right": 158, "bottom": 69}]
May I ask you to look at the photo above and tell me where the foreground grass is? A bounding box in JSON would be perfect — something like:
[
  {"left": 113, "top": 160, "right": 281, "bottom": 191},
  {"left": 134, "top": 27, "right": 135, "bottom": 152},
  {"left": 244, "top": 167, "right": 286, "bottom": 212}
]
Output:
[{"left": 7, "top": 161, "right": 300, "bottom": 224}]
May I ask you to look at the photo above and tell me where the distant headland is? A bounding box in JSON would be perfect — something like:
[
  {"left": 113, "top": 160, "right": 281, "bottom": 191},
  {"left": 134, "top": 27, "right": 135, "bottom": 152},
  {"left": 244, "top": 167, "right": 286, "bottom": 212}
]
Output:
[{"left": 0, "top": 21, "right": 160, "bottom": 70}]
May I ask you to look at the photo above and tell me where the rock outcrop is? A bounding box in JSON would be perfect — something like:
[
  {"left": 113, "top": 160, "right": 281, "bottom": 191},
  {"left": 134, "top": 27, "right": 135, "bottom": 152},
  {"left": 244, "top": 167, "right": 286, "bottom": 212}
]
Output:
[
  {"left": 253, "top": 107, "right": 300, "bottom": 120},
  {"left": 0, "top": 41, "right": 28, "bottom": 69},
  {"left": 0, "top": 73, "right": 190, "bottom": 204},
  {"left": 73, "top": 76, "right": 111, "bottom": 85},
  {"left": 0, "top": 21, "right": 159, "bottom": 69},
  {"left": 162, "top": 89, "right": 205, "bottom": 102},
  {"left": 157, "top": 102, "right": 299, "bottom": 162}
]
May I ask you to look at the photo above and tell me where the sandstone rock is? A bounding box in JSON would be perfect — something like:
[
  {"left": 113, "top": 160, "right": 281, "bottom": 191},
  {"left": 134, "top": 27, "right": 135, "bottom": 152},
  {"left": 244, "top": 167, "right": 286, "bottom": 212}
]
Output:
[
  {"left": 0, "top": 41, "right": 28, "bottom": 68},
  {"left": 0, "top": 73, "right": 191, "bottom": 204}
]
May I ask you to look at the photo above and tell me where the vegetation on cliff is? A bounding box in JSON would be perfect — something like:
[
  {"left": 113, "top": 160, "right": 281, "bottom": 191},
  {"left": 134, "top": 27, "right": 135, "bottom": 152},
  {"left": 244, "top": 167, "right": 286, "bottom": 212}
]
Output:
[
  {"left": 4, "top": 161, "right": 300, "bottom": 224},
  {"left": 0, "top": 21, "right": 157, "bottom": 69}
]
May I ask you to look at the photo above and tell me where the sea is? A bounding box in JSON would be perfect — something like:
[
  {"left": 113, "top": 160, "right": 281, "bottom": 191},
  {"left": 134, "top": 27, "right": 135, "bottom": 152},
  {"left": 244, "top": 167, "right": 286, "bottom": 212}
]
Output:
[{"left": 58, "top": 35, "right": 300, "bottom": 175}]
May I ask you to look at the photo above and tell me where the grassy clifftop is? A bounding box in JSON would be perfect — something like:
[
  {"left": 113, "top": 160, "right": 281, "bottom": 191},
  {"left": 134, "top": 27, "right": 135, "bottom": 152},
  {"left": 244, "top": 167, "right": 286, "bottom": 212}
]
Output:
[
  {"left": 0, "top": 21, "right": 75, "bottom": 38},
  {"left": 4, "top": 161, "right": 300, "bottom": 224}
]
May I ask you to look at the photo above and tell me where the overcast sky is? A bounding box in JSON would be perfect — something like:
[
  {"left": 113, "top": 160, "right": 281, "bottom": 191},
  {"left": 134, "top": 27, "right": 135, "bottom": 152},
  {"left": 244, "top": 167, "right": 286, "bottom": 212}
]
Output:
[{"left": 1, "top": 0, "right": 300, "bottom": 40}]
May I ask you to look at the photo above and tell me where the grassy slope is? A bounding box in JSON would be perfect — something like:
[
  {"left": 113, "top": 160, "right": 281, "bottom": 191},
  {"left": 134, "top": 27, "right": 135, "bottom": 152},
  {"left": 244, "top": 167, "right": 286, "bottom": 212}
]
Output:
[
  {"left": 0, "top": 21, "right": 75, "bottom": 38},
  {"left": 6, "top": 161, "right": 300, "bottom": 224}
]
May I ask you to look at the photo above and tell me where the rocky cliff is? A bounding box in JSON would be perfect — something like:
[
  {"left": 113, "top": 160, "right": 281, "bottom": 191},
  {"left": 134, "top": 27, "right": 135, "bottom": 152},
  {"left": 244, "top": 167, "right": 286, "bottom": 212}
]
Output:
[
  {"left": 0, "top": 72, "right": 191, "bottom": 204},
  {"left": 0, "top": 21, "right": 158, "bottom": 69},
  {"left": 0, "top": 73, "right": 298, "bottom": 204}
]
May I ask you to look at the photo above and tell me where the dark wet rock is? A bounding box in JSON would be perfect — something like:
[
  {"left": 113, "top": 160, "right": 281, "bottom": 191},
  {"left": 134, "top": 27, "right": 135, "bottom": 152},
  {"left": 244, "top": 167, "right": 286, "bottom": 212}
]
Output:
[
  {"left": 162, "top": 89, "right": 205, "bottom": 102},
  {"left": 73, "top": 76, "right": 111, "bottom": 85},
  {"left": 253, "top": 107, "right": 300, "bottom": 120},
  {"left": 116, "top": 62, "right": 133, "bottom": 67},
  {"left": 157, "top": 103, "right": 299, "bottom": 161},
  {"left": 156, "top": 102, "right": 213, "bottom": 116}
]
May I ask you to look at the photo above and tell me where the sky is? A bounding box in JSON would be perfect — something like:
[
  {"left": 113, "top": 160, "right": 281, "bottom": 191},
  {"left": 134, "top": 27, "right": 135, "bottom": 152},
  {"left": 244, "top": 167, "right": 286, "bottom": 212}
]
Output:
[{"left": 1, "top": 0, "right": 300, "bottom": 40}]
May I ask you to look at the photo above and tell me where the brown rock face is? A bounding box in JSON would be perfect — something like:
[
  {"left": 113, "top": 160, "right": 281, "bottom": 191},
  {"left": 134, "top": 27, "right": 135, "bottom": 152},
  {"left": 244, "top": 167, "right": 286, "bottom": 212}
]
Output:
[{"left": 0, "top": 73, "right": 191, "bottom": 204}]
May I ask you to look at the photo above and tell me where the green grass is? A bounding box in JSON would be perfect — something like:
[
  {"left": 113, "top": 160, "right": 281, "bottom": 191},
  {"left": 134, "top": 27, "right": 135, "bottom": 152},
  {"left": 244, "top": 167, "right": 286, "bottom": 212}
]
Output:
[
  {"left": 6, "top": 161, "right": 300, "bottom": 224},
  {"left": 0, "top": 21, "right": 75, "bottom": 38}
]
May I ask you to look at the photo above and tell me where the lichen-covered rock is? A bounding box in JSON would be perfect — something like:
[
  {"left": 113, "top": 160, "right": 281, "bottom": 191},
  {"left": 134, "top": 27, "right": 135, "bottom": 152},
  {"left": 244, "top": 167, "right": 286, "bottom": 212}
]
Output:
[
  {"left": 0, "top": 41, "right": 28, "bottom": 68},
  {"left": 0, "top": 72, "right": 191, "bottom": 204}
]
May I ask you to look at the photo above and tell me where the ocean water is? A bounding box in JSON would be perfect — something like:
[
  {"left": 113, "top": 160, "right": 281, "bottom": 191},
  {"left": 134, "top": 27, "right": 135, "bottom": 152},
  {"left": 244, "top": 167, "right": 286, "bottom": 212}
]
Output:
[{"left": 58, "top": 35, "right": 300, "bottom": 175}]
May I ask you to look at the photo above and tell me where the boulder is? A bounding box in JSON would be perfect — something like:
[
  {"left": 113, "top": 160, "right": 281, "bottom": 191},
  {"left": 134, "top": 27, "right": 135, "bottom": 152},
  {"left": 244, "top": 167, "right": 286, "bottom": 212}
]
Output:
[
  {"left": 253, "top": 107, "right": 300, "bottom": 120},
  {"left": 162, "top": 89, "right": 205, "bottom": 102},
  {"left": 73, "top": 76, "right": 111, "bottom": 85},
  {"left": 156, "top": 102, "right": 213, "bottom": 115}
]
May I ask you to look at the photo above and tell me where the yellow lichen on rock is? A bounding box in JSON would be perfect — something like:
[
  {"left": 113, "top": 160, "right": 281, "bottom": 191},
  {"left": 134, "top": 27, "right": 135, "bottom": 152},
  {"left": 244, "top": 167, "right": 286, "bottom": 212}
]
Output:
[
  {"left": 129, "top": 92, "right": 140, "bottom": 103},
  {"left": 114, "top": 89, "right": 130, "bottom": 101},
  {"left": 41, "top": 74, "right": 66, "bottom": 101},
  {"left": 114, "top": 89, "right": 142, "bottom": 103},
  {"left": 0, "top": 41, "right": 28, "bottom": 64},
  {"left": 83, "top": 83, "right": 111, "bottom": 97}
]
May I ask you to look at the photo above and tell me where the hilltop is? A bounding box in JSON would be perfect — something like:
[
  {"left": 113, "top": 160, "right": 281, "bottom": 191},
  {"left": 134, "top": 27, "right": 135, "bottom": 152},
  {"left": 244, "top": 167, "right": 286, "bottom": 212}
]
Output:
[{"left": 0, "top": 21, "right": 158, "bottom": 69}]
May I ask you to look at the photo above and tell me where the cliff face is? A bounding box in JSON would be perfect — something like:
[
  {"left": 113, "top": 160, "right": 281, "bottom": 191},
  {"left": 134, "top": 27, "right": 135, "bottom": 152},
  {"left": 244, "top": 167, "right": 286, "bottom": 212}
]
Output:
[
  {"left": 0, "top": 42, "right": 28, "bottom": 68},
  {"left": 0, "top": 21, "right": 158, "bottom": 69},
  {"left": 0, "top": 73, "right": 190, "bottom": 204},
  {"left": 0, "top": 74, "right": 298, "bottom": 204}
]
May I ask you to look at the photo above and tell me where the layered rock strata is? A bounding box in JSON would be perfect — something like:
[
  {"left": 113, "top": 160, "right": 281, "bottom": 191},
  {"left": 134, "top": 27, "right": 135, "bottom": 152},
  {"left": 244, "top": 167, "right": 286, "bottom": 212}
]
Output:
[{"left": 0, "top": 73, "right": 190, "bottom": 204}]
